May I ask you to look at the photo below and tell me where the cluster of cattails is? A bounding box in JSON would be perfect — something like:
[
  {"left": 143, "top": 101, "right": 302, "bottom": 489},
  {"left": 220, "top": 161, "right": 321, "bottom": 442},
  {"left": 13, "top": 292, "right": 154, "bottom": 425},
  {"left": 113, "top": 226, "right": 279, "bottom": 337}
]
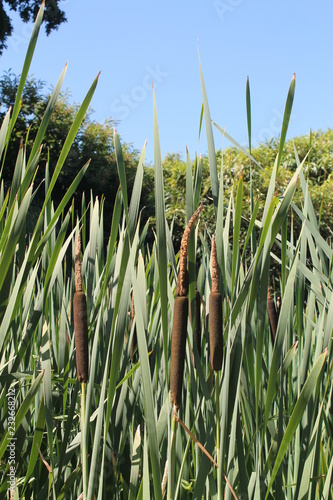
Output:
[
  {"left": 209, "top": 236, "right": 223, "bottom": 372},
  {"left": 170, "top": 203, "right": 203, "bottom": 411},
  {"left": 73, "top": 229, "right": 89, "bottom": 383}
]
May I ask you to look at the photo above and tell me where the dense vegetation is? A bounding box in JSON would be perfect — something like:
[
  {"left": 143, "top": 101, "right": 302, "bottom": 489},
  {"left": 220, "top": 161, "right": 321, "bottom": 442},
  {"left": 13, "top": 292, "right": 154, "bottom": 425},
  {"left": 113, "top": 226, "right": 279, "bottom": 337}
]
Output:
[
  {"left": 1, "top": 70, "right": 333, "bottom": 250},
  {"left": 0, "top": 5, "right": 332, "bottom": 499}
]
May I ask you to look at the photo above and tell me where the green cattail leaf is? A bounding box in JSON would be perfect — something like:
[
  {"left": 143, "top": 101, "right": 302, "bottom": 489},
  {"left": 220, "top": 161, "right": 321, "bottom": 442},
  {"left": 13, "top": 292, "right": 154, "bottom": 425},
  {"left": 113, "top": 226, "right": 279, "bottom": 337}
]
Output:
[
  {"left": 265, "top": 349, "right": 327, "bottom": 499},
  {"left": 27, "top": 62, "right": 68, "bottom": 168},
  {"left": 241, "top": 198, "right": 260, "bottom": 261},
  {"left": 131, "top": 247, "right": 162, "bottom": 499},
  {"left": 129, "top": 140, "right": 146, "bottom": 240},
  {"left": 198, "top": 48, "right": 219, "bottom": 214},
  {"left": 231, "top": 172, "right": 243, "bottom": 298},
  {"left": 22, "top": 395, "right": 45, "bottom": 489},
  {"left": 128, "top": 425, "right": 141, "bottom": 500},
  {"left": 114, "top": 129, "right": 129, "bottom": 227},
  {"left": 209, "top": 292, "right": 223, "bottom": 371},
  {"left": 264, "top": 232, "right": 302, "bottom": 426},
  {"left": 0, "top": 108, "right": 11, "bottom": 165},
  {"left": 33, "top": 160, "right": 90, "bottom": 257},
  {"left": 193, "top": 154, "right": 203, "bottom": 209},
  {"left": 194, "top": 289, "right": 201, "bottom": 358},
  {"left": 246, "top": 76, "right": 251, "bottom": 154},
  {"left": 322, "top": 452, "right": 333, "bottom": 498},
  {"left": 0, "top": 186, "right": 32, "bottom": 309},
  {"left": 4, "top": 2, "right": 44, "bottom": 150},
  {"left": 8, "top": 141, "right": 25, "bottom": 209},
  {"left": 212, "top": 120, "right": 264, "bottom": 173},
  {"left": 152, "top": 85, "right": 169, "bottom": 384},
  {"left": 276, "top": 74, "right": 296, "bottom": 174},
  {"left": 38, "top": 73, "right": 99, "bottom": 227},
  {"left": 0, "top": 371, "right": 44, "bottom": 461}
]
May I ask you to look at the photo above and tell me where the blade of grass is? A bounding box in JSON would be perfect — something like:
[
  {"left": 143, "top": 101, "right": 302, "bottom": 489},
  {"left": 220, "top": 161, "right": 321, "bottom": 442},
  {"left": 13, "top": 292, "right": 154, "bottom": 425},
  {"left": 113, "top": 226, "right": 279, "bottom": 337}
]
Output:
[
  {"left": 198, "top": 46, "right": 219, "bottom": 214},
  {"left": 152, "top": 84, "right": 169, "bottom": 386},
  {"left": 265, "top": 349, "right": 327, "bottom": 498}
]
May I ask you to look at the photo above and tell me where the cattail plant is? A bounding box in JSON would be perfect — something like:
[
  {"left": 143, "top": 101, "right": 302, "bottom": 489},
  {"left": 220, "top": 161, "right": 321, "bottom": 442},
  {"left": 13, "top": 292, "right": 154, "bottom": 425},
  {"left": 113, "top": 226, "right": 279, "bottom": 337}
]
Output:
[
  {"left": 168, "top": 202, "right": 202, "bottom": 499},
  {"left": 73, "top": 227, "right": 89, "bottom": 498},
  {"left": 209, "top": 236, "right": 223, "bottom": 372},
  {"left": 74, "top": 228, "right": 89, "bottom": 382},
  {"left": 170, "top": 202, "right": 203, "bottom": 411}
]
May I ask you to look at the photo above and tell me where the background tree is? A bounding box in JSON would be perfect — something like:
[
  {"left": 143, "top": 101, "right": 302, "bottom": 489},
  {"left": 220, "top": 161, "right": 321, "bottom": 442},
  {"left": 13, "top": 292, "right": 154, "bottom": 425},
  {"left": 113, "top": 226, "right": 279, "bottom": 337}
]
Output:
[
  {"left": 0, "top": 71, "right": 151, "bottom": 242},
  {"left": 0, "top": 0, "right": 66, "bottom": 55}
]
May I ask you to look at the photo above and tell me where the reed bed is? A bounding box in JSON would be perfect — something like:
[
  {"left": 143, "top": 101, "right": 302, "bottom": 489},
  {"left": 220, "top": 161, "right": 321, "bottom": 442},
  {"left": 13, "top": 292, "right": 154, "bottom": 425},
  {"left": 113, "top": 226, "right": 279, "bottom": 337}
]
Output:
[{"left": 0, "top": 6, "right": 332, "bottom": 499}]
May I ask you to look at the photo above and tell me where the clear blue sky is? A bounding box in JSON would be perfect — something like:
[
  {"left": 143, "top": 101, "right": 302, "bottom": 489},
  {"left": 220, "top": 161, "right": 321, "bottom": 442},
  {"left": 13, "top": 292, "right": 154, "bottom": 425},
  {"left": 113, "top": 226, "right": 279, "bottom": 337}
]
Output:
[{"left": 1, "top": 1, "right": 333, "bottom": 164}]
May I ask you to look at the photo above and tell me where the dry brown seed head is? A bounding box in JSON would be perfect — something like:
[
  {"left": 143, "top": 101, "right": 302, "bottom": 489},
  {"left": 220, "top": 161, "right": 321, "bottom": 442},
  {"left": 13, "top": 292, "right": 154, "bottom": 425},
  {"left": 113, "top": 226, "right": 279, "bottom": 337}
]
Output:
[
  {"left": 177, "top": 202, "right": 203, "bottom": 297},
  {"left": 75, "top": 228, "right": 82, "bottom": 293},
  {"left": 211, "top": 235, "right": 219, "bottom": 294},
  {"left": 73, "top": 291, "right": 89, "bottom": 383}
]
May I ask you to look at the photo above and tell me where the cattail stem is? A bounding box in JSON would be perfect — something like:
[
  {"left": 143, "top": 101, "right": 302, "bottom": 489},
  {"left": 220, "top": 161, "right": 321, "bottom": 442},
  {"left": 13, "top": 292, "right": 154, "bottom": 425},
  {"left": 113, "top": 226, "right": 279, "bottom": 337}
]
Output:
[
  {"left": 168, "top": 412, "right": 178, "bottom": 500},
  {"left": 215, "top": 366, "right": 222, "bottom": 497},
  {"left": 81, "top": 381, "right": 88, "bottom": 499},
  {"left": 215, "top": 372, "right": 220, "bottom": 468}
]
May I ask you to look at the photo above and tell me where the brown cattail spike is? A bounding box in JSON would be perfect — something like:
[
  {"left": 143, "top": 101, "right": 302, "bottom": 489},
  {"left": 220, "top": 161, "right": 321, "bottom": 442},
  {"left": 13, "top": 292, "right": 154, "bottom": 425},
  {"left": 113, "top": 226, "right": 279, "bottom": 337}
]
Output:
[
  {"left": 267, "top": 286, "right": 278, "bottom": 344},
  {"left": 170, "top": 296, "right": 188, "bottom": 410},
  {"left": 209, "top": 236, "right": 223, "bottom": 371},
  {"left": 73, "top": 228, "right": 89, "bottom": 383},
  {"left": 73, "top": 292, "right": 89, "bottom": 383},
  {"left": 176, "top": 202, "right": 203, "bottom": 297}
]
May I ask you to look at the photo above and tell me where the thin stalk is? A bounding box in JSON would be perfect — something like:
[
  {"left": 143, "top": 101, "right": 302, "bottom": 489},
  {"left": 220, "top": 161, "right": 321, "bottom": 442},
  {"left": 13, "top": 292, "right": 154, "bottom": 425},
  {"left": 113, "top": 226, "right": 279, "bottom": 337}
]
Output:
[
  {"left": 81, "top": 381, "right": 88, "bottom": 498},
  {"left": 216, "top": 372, "right": 222, "bottom": 498},
  {"left": 168, "top": 411, "right": 178, "bottom": 500}
]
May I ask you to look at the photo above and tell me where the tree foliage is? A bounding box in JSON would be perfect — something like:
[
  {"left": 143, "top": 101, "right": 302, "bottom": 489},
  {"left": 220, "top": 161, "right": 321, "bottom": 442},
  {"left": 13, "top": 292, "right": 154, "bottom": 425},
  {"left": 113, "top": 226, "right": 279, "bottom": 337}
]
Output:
[
  {"left": 1, "top": 71, "right": 331, "bottom": 251},
  {"left": 162, "top": 131, "right": 333, "bottom": 247},
  {"left": 0, "top": 0, "right": 66, "bottom": 55},
  {"left": 0, "top": 71, "right": 145, "bottom": 238}
]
